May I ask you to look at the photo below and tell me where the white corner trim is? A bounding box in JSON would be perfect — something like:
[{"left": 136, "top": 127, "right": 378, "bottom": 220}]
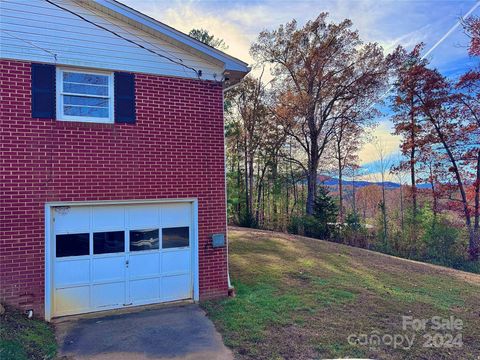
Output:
[
  {"left": 192, "top": 199, "right": 200, "bottom": 301},
  {"left": 44, "top": 204, "right": 53, "bottom": 321}
]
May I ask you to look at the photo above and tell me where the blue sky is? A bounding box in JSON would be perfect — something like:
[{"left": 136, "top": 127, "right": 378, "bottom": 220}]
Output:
[{"left": 122, "top": 0, "right": 479, "bottom": 180}]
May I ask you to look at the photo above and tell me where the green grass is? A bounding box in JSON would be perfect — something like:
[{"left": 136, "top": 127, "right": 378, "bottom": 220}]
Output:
[
  {"left": 203, "top": 227, "right": 480, "bottom": 360},
  {"left": 205, "top": 282, "right": 302, "bottom": 346},
  {"left": 0, "top": 307, "right": 57, "bottom": 360}
]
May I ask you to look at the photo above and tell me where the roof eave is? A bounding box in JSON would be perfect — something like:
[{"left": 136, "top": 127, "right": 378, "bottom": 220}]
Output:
[
  {"left": 88, "top": 0, "right": 250, "bottom": 75},
  {"left": 223, "top": 68, "right": 252, "bottom": 90}
]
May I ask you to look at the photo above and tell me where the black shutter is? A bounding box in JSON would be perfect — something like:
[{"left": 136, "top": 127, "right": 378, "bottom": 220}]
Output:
[
  {"left": 114, "top": 72, "right": 136, "bottom": 124},
  {"left": 31, "top": 63, "right": 55, "bottom": 118}
]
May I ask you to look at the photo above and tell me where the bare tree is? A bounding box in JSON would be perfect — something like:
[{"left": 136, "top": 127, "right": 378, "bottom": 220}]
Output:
[
  {"left": 227, "top": 74, "right": 269, "bottom": 224},
  {"left": 373, "top": 138, "right": 393, "bottom": 243},
  {"left": 332, "top": 118, "right": 364, "bottom": 221},
  {"left": 391, "top": 168, "right": 408, "bottom": 233}
]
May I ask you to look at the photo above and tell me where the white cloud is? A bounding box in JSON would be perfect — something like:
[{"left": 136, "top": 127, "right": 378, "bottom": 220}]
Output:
[
  {"left": 224, "top": 5, "right": 273, "bottom": 29},
  {"left": 163, "top": 4, "right": 253, "bottom": 63},
  {"left": 120, "top": 0, "right": 476, "bottom": 167},
  {"left": 121, "top": 0, "right": 254, "bottom": 65},
  {"left": 358, "top": 121, "right": 401, "bottom": 165},
  {"left": 357, "top": 171, "right": 398, "bottom": 183},
  {"left": 377, "top": 24, "right": 431, "bottom": 54}
]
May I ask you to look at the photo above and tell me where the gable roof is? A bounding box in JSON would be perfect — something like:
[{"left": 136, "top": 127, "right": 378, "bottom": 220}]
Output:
[{"left": 85, "top": 0, "right": 250, "bottom": 85}]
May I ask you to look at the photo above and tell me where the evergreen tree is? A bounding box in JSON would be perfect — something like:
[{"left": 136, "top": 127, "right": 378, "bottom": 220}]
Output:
[{"left": 306, "top": 186, "right": 338, "bottom": 238}]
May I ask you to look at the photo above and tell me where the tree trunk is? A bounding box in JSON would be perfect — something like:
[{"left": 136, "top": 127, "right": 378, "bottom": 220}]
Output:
[
  {"left": 475, "top": 150, "right": 480, "bottom": 234},
  {"left": 255, "top": 163, "right": 268, "bottom": 226},
  {"left": 428, "top": 162, "right": 437, "bottom": 218},
  {"left": 263, "top": 183, "right": 268, "bottom": 227},
  {"left": 352, "top": 171, "right": 356, "bottom": 215},
  {"left": 291, "top": 174, "right": 298, "bottom": 217},
  {"left": 410, "top": 95, "right": 417, "bottom": 215},
  {"left": 243, "top": 137, "right": 250, "bottom": 222},
  {"left": 306, "top": 150, "right": 319, "bottom": 215},
  {"left": 236, "top": 147, "right": 242, "bottom": 222},
  {"left": 289, "top": 144, "right": 298, "bottom": 217},
  {"left": 306, "top": 166, "right": 318, "bottom": 215},
  {"left": 248, "top": 156, "right": 254, "bottom": 219},
  {"left": 272, "top": 159, "right": 278, "bottom": 228},
  {"left": 474, "top": 150, "right": 480, "bottom": 258},
  {"left": 338, "top": 154, "right": 344, "bottom": 222},
  {"left": 381, "top": 172, "right": 388, "bottom": 243},
  {"left": 399, "top": 184, "right": 404, "bottom": 232},
  {"left": 255, "top": 162, "right": 262, "bottom": 226},
  {"left": 305, "top": 107, "right": 319, "bottom": 216},
  {"left": 437, "top": 127, "right": 477, "bottom": 260},
  {"left": 256, "top": 183, "right": 262, "bottom": 226},
  {"left": 286, "top": 177, "right": 290, "bottom": 221},
  {"left": 430, "top": 180, "right": 438, "bottom": 218}
]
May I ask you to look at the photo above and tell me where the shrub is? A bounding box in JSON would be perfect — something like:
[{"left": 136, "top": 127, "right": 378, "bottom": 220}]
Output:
[
  {"left": 342, "top": 212, "right": 369, "bottom": 248},
  {"left": 238, "top": 209, "right": 258, "bottom": 228},
  {"left": 287, "top": 186, "right": 338, "bottom": 239},
  {"left": 287, "top": 215, "right": 303, "bottom": 235},
  {"left": 418, "top": 206, "right": 463, "bottom": 266}
]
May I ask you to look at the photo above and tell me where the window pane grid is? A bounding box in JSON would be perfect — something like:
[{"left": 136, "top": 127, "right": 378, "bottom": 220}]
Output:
[
  {"left": 63, "top": 81, "right": 109, "bottom": 87},
  {"left": 130, "top": 229, "right": 159, "bottom": 252},
  {"left": 58, "top": 69, "right": 113, "bottom": 122},
  {"left": 55, "top": 228, "right": 192, "bottom": 256},
  {"left": 61, "top": 92, "right": 109, "bottom": 99},
  {"left": 162, "top": 227, "right": 190, "bottom": 249},
  {"left": 64, "top": 107, "right": 109, "bottom": 118},
  {"left": 63, "top": 71, "right": 108, "bottom": 82},
  {"left": 56, "top": 233, "right": 89, "bottom": 258},
  {"left": 64, "top": 105, "right": 108, "bottom": 109},
  {"left": 93, "top": 231, "right": 125, "bottom": 254},
  {"left": 63, "top": 83, "right": 109, "bottom": 96},
  {"left": 63, "top": 95, "right": 109, "bottom": 105}
]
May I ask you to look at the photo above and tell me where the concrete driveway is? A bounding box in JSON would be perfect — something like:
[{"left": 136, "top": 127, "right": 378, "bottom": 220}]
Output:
[{"left": 54, "top": 304, "right": 233, "bottom": 360}]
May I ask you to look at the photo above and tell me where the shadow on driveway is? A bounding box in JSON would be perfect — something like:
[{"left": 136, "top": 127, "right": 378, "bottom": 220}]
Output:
[{"left": 55, "top": 304, "right": 232, "bottom": 360}]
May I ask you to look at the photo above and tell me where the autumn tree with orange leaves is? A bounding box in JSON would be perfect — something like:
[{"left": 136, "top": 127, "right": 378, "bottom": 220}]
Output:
[
  {"left": 251, "top": 13, "right": 395, "bottom": 216},
  {"left": 391, "top": 18, "right": 480, "bottom": 260}
]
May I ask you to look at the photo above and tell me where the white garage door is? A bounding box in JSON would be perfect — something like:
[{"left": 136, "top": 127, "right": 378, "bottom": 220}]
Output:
[{"left": 50, "top": 202, "right": 195, "bottom": 317}]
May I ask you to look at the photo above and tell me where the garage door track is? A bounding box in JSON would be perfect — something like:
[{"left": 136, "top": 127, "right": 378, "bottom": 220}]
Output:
[{"left": 55, "top": 304, "right": 233, "bottom": 360}]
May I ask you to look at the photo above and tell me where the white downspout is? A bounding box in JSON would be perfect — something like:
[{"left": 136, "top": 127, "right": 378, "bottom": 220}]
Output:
[{"left": 222, "top": 84, "right": 234, "bottom": 293}]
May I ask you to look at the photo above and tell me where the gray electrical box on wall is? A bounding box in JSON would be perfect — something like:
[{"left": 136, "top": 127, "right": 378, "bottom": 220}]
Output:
[{"left": 212, "top": 233, "right": 225, "bottom": 248}]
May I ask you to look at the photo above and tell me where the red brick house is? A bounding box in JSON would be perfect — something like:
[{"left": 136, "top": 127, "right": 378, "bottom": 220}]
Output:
[{"left": 0, "top": 0, "right": 249, "bottom": 320}]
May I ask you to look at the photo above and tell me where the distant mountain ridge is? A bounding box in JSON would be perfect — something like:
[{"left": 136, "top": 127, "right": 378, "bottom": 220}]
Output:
[{"left": 318, "top": 176, "right": 431, "bottom": 189}]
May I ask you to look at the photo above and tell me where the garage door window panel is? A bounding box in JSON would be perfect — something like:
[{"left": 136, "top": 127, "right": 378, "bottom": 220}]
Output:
[
  {"left": 94, "top": 231, "right": 125, "bottom": 254},
  {"left": 130, "top": 229, "right": 159, "bottom": 251},
  {"left": 56, "top": 233, "right": 89, "bottom": 257},
  {"left": 162, "top": 227, "right": 189, "bottom": 249}
]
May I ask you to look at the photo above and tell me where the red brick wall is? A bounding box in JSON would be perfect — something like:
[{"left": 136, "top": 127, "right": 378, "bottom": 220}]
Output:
[{"left": 0, "top": 59, "right": 228, "bottom": 317}]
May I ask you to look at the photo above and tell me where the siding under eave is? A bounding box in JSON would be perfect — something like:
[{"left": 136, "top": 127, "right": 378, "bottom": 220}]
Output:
[{"left": 0, "top": 0, "right": 225, "bottom": 81}]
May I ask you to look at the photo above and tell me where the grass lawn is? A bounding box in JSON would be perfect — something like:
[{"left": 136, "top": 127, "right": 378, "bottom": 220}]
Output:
[
  {"left": 203, "top": 227, "right": 480, "bottom": 359},
  {"left": 0, "top": 306, "right": 57, "bottom": 360}
]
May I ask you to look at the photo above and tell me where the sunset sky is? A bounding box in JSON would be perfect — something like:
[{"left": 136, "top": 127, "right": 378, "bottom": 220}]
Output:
[{"left": 123, "top": 0, "right": 479, "bottom": 181}]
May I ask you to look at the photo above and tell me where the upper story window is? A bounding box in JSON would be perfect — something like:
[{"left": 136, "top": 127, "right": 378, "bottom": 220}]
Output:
[{"left": 56, "top": 68, "right": 114, "bottom": 123}]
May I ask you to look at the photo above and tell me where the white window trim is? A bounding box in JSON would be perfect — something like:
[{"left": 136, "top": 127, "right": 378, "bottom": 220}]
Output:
[{"left": 56, "top": 67, "right": 114, "bottom": 124}]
